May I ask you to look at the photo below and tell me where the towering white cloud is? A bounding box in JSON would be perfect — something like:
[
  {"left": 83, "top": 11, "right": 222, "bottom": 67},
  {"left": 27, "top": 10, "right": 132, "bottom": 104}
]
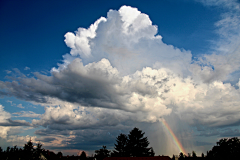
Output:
[
  {"left": 64, "top": 17, "right": 107, "bottom": 57},
  {"left": 63, "top": 5, "right": 192, "bottom": 76}
]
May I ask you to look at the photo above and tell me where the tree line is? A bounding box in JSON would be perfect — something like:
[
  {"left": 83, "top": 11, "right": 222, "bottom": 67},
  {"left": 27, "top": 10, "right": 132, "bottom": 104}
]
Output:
[
  {"left": 175, "top": 137, "right": 240, "bottom": 160},
  {"left": 0, "top": 127, "right": 153, "bottom": 160},
  {"left": 0, "top": 127, "right": 240, "bottom": 160},
  {"left": 0, "top": 139, "right": 47, "bottom": 160}
]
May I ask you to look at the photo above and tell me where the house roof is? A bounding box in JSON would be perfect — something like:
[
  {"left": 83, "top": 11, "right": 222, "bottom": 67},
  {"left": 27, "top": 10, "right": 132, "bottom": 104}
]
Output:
[{"left": 104, "top": 156, "right": 171, "bottom": 160}]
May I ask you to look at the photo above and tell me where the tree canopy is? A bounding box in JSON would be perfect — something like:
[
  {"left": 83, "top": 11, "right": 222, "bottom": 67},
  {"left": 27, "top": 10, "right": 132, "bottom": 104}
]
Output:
[
  {"left": 113, "top": 127, "right": 155, "bottom": 157},
  {"left": 112, "top": 133, "right": 128, "bottom": 157},
  {"left": 80, "top": 151, "right": 87, "bottom": 159},
  {"left": 95, "top": 146, "right": 111, "bottom": 160},
  {"left": 0, "top": 139, "right": 44, "bottom": 160},
  {"left": 207, "top": 137, "right": 240, "bottom": 160}
]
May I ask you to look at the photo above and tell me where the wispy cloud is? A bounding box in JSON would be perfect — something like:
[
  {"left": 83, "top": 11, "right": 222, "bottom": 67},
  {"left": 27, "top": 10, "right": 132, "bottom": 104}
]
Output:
[
  {"left": 195, "top": 0, "right": 240, "bottom": 83},
  {"left": 17, "top": 104, "right": 24, "bottom": 109},
  {"left": 6, "top": 100, "right": 15, "bottom": 106},
  {"left": 0, "top": 105, "right": 31, "bottom": 127},
  {"left": 13, "top": 111, "right": 41, "bottom": 118},
  {"left": 5, "top": 70, "right": 12, "bottom": 74},
  {"left": 24, "top": 67, "right": 30, "bottom": 70}
]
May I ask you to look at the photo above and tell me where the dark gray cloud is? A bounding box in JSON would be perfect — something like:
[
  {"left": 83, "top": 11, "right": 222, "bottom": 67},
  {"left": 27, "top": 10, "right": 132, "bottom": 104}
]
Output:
[
  {"left": 35, "top": 129, "right": 72, "bottom": 136},
  {"left": 219, "top": 128, "right": 240, "bottom": 137},
  {"left": 0, "top": 58, "right": 127, "bottom": 110},
  {"left": 34, "top": 125, "right": 134, "bottom": 152},
  {"left": 198, "top": 130, "right": 219, "bottom": 137},
  {"left": 198, "top": 127, "right": 240, "bottom": 138},
  {"left": 0, "top": 119, "right": 31, "bottom": 127},
  {"left": 36, "top": 137, "right": 57, "bottom": 143}
]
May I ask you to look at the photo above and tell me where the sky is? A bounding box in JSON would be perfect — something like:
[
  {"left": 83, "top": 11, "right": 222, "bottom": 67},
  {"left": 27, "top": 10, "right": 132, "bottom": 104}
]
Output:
[{"left": 0, "top": 0, "right": 240, "bottom": 157}]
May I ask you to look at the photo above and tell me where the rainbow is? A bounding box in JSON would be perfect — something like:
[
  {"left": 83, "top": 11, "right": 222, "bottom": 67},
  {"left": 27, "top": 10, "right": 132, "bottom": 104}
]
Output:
[{"left": 161, "top": 119, "right": 187, "bottom": 155}]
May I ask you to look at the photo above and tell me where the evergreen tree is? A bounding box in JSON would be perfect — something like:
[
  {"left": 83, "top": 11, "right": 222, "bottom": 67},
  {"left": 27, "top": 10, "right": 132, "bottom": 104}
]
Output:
[
  {"left": 149, "top": 147, "right": 155, "bottom": 157},
  {"left": 80, "top": 151, "right": 87, "bottom": 159},
  {"left": 6, "top": 146, "right": 10, "bottom": 153},
  {"left": 0, "top": 147, "right": 2, "bottom": 155},
  {"left": 35, "top": 142, "right": 43, "bottom": 159},
  {"left": 0, "top": 140, "right": 45, "bottom": 160},
  {"left": 113, "top": 133, "right": 128, "bottom": 157},
  {"left": 95, "top": 146, "right": 110, "bottom": 160},
  {"left": 24, "top": 139, "right": 34, "bottom": 152},
  {"left": 112, "top": 127, "right": 154, "bottom": 157},
  {"left": 192, "top": 151, "right": 197, "bottom": 158},
  {"left": 127, "top": 127, "right": 154, "bottom": 157},
  {"left": 23, "top": 139, "right": 35, "bottom": 160}
]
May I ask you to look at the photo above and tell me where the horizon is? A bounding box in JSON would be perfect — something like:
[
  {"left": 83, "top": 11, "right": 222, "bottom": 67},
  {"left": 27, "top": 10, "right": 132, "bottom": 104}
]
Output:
[{"left": 1, "top": 0, "right": 240, "bottom": 156}]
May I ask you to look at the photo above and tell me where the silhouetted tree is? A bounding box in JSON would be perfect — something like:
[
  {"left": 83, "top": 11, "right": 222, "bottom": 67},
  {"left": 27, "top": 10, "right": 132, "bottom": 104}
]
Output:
[
  {"left": 206, "top": 137, "right": 240, "bottom": 160},
  {"left": 113, "top": 133, "right": 128, "bottom": 157},
  {"left": 6, "top": 146, "right": 10, "bottom": 153},
  {"left": 0, "top": 147, "right": 2, "bottom": 157},
  {"left": 95, "top": 146, "right": 110, "bottom": 160},
  {"left": 172, "top": 154, "right": 175, "bottom": 160},
  {"left": 192, "top": 151, "right": 197, "bottom": 158},
  {"left": 112, "top": 127, "right": 154, "bottom": 157},
  {"left": 23, "top": 139, "right": 35, "bottom": 160},
  {"left": 35, "top": 142, "right": 43, "bottom": 159},
  {"left": 201, "top": 153, "right": 204, "bottom": 158},
  {"left": 57, "top": 151, "right": 63, "bottom": 158},
  {"left": 80, "top": 151, "right": 87, "bottom": 159},
  {"left": 127, "top": 127, "right": 154, "bottom": 157},
  {"left": 0, "top": 146, "right": 6, "bottom": 160},
  {"left": 179, "top": 152, "right": 185, "bottom": 160},
  {"left": 0, "top": 139, "right": 47, "bottom": 160},
  {"left": 149, "top": 147, "right": 155, "bottom": 157}
]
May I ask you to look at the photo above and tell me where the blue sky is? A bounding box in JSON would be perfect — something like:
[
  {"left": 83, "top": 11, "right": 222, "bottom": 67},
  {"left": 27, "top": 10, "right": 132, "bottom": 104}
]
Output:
[{"left": 1, "top": 0, "right": 240, "bottom": 157}]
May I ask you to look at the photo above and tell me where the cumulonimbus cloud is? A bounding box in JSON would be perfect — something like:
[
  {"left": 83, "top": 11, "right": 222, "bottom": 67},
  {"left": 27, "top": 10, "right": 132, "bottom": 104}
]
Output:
[
  {"left": 1, "top": 4, "right": 240, "bottom": 127},
  {"left": 1, "top": 3, "right": 240, "bottom": 154}
]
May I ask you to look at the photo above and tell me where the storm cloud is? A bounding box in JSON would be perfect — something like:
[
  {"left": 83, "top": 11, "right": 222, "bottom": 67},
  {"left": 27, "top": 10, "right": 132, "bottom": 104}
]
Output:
[{"left": 1, "top": 1, "right": 240, "bottom": 155}]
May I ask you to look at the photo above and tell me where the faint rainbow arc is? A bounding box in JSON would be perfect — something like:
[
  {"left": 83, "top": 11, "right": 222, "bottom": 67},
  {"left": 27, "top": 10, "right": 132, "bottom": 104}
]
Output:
[{"left": 161, "top": 119, "right": 187, "bottom": 155}]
